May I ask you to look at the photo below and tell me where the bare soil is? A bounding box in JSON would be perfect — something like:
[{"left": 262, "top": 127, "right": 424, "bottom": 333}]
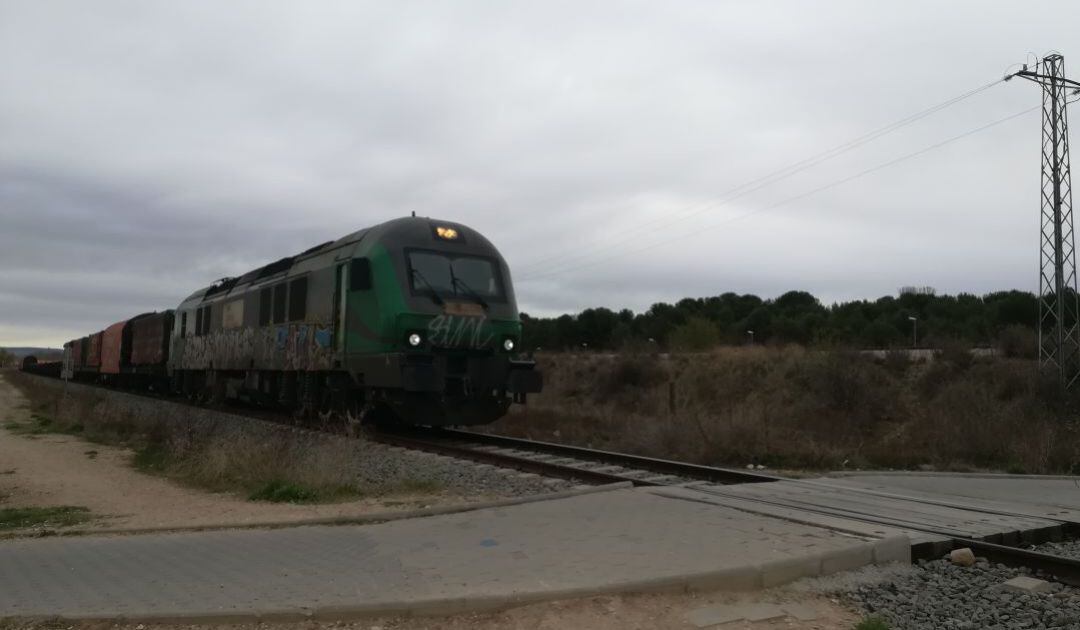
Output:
[
  {"left": 0, "top": 590, "right": 859, "bottom": 629},
  {"left": 0, "top": 375, "right": 491, "bottom": 533}
]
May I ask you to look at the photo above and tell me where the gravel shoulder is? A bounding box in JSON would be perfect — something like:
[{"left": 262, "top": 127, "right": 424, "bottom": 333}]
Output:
[
  {"left": 794, "top": 557, "right": 1080, "bottom": 630},
  {"left": 0, "top": 375, "right": 555, "bottom": 533}
]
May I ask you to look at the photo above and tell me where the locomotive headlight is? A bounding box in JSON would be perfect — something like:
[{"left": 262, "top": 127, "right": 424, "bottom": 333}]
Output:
[
  {"left": 503, "top": 338, "right": 515, "bottom": 352},
  {"left": 407, "top": 333, "right": 422, "bottom": 347}
]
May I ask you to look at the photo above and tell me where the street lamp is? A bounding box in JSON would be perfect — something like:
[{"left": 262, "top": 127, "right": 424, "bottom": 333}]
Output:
[
  {"left": 908, "top": 316, "right": 918, "bottom": 348},
  {"left": 747, "top": 330, "right": 755, "bottom": 345}
]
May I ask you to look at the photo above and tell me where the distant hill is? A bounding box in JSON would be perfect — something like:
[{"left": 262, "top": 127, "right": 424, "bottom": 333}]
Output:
[{"left": 2, "top": 347, "right": 62, "bottom": 358}]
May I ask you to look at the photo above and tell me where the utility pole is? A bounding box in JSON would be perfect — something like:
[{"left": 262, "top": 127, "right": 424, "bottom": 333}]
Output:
[{"left": 1011, "top": 54, "right": 1080, "bottom": 388}]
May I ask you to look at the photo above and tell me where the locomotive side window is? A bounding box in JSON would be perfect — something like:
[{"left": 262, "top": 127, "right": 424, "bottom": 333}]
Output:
[
  {"left": 200, "top": 305, "right": 212, "bottom": 335},
  {"left": 180, "top": 311, "right": 187, "bottom": 338},
  {"left": 349, "top": 258, "right": 372, "bottom": 291},
  {"left": 272, "top": 283, "right": 287, "bottom": 324},
  {"left": 289, "top": 277, "right": 307, "bottom": 321},
  {"left": 223, "top": 299, "right": 244, "bottom": 329},
  {"left": 258, "top": 287, "right": 272, "bottom": 326},
  {"left": 195, "top": 307, "right": 203, "bottom": 337}
]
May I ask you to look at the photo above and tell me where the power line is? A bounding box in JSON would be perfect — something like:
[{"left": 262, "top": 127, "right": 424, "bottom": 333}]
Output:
[
  {"left": 517, "top": 77, "right": 1006, "bottom": 274},
  {"left": 520, "top": 105, "right": 1038, "bottom": 282}
]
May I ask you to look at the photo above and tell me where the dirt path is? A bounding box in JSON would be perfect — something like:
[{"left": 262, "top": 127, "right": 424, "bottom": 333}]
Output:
[
  {"left": 5, "top": 590, "right": 859, "bottom": 629},
  {"left": 0, "top": 374, "right": 480, "bottom": 532}
]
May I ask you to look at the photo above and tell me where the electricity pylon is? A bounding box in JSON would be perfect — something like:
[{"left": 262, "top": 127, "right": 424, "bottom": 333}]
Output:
[{"left": 1012, "top": 54, "right": 1080, "bottom": 388}]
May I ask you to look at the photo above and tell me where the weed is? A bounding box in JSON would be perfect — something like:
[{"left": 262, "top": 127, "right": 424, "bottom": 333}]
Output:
[
  {"left": 247, "top": 479, "right": 363, "bottom": 503},
  {"left": 84, "top": 450, "right": 98, "bottom": 460},
  {"left": 854, "top": 616, "right": 890, "bottom": 630},
  {"left": 131, "top": 445, "right": 168, "bottom": 473},
  {"left": 248, "top": 480, "right": 320, "bottom": 503},
  {"left": 0, "top": 506, "right": 92, "bottom": 530},
  {"left": 5, "top": 413, "right": 83, "bottom": 438},
  {"left": 0, "top": 617, "right": 70, "bottom": 630},
  {"left": 0, "top": 469, "right": 14, "bottom": 475},
  {"left": 1006, "top": 462, "right": 1027, "bottom": 475},
  {"left": 3, "top": 420, "right": 47, "bottom": 437},
  {"left": 384, "top": 477, "right": 444, "bottom": 495}
]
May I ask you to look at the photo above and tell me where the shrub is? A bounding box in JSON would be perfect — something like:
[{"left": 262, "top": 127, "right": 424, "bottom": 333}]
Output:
[
  {"left": 937, "top": 339, "right": 974, "bottom": 371},
  {"left": 881, "top": 349, "right": 911, "bottom": 375},
  {"left": 854, "top": 617, "right": 890, "bottom": 630},
  {"left": 668, "top": 317, "right": 721, "bottom": 351},
  {"left": 0, "top": 506, "right": 92, "bottom": 530},
  {"left": 595, "top": 354, "right": 667, "bottom": 400},
  {"left": 492, "top": 348, "right": 1080, "bottom": 474},
  {"left": 999, "top": 324, "right": 1037, "bottom": 358},
  {"left": 248, "top": 480, "right": 320, "bottom": 503}
]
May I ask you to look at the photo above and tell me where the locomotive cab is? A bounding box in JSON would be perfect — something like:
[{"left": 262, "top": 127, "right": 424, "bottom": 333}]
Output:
[{"left": 343, "top": 217, "right": 542, "bottom": 424}]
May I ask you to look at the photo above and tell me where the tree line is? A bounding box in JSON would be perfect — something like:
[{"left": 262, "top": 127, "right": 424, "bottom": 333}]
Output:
[{"left": 520, "top": 289, "right": 1047, "bottom": 353}]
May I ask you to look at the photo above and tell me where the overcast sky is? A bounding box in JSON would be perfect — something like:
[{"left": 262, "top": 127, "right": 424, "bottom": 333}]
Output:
[{"left": 1, "top": 1, "right": 1076, "bottom": 346}]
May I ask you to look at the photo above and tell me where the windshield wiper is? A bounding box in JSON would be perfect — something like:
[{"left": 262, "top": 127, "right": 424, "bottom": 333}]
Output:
[
  {"left": 451, "top": 276, "right": 489, "bottom": 310},
  {"left": 411, "top": 268, "right": 446, "bottom": 305}
]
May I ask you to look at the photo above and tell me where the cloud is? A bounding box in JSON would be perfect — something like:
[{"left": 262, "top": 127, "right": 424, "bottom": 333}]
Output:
[{"left": 0, "top": 0, "right": 1072, "bottom": 345}]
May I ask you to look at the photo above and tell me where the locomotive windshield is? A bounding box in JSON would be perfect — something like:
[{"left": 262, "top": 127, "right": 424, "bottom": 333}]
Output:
[{"left": 407, "top": 251, "right": 504, "bottom": 300}]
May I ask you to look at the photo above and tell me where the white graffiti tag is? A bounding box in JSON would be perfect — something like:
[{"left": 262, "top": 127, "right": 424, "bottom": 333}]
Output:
[{"left": 427, "top": 315, "right": 495, "bottom": 349}]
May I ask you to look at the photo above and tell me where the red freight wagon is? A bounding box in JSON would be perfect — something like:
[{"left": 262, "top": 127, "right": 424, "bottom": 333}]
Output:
[
  {"left": 71, "top": 337, "right": 85, "bottom": 368},
  {"left": 87, "top": 331, "right": 103, "bottom": 368},
  {"left": 100, "top": 320, "right": 127, "bottom": 375},
  {"left": 130, "top": 311, "right": 174, "bottom": 368}
]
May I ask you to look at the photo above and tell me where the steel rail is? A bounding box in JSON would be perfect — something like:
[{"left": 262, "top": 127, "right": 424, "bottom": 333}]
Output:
[
  {"left": 956, "top": 537, "right": 1080, "bottom": 586},
  {"left": 372, "top": 430, "right": 667, "bottom": 487},
  {"left": 394, "top": 426, "right": 784, "bottom": 485}
]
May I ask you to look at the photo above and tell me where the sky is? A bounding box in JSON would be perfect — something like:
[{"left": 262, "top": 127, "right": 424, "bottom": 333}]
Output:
[{"left": 0, "top": 1, "right": 1076, "bottom": 347}]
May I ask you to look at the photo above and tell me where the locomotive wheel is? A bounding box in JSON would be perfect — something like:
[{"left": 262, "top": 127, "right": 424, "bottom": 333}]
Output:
[{"left": 361, "top": 402, "right": 399, "bottom": 429}]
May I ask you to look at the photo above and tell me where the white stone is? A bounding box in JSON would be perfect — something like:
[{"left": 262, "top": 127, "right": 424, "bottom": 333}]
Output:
[
  {"left": 948, "top": 547, "right": 976, "bottom": 567},
  {"left": 1002, "top": 575, "right": 1053, "bottom": 594}
]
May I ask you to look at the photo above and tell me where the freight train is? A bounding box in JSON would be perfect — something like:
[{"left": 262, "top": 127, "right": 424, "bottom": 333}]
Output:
[{"left": 57, "top": 216, "right": 542, "bottom": 425}]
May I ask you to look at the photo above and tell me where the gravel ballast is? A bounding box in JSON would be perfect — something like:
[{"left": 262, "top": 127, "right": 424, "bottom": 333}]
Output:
[
  {"left": 365, "top": 445, "right": 577, "bottom": 496},
  {"left": 1036, "top": 539, "right": 1080, "bottom": 560},
  {"left": 808, "top": 558, "right": 1080, "bottom": 629}
]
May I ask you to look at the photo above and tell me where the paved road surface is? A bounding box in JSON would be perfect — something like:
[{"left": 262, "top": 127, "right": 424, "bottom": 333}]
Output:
[{"left": 0, "top": 487, "right": 896, "bottom": 620}]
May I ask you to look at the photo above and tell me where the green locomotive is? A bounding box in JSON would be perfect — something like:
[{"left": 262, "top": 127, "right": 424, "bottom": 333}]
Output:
[{"left": 170, "top": 216, "right": 541, "bottom": 425}]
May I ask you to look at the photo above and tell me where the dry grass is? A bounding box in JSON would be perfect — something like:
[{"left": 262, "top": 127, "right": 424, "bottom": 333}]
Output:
[
  {"left": 489, "top": 347, "right": 1080, "bottom": 474},
  {"left": 131, "top": 424, "right": 369, "bottom": 502},
  {"left": 6, "top": 373, "right": 426, "bottom": 503}
]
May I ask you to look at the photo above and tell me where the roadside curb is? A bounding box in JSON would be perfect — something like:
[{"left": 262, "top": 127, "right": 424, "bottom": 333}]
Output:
[
  {"left": 12, "top": 546, "right": 907, "bottom": 624},
  {"left": 0, "top": 482, "right": 633, "bottom": 541},
  {"left": 826, "top": 470, "right": 1080, "bottom": 481}
]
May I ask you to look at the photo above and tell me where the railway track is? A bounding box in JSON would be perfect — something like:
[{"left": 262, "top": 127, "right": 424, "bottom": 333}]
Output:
[{"left": 371, "top": 426, "right": 784, "bottom": 487}]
